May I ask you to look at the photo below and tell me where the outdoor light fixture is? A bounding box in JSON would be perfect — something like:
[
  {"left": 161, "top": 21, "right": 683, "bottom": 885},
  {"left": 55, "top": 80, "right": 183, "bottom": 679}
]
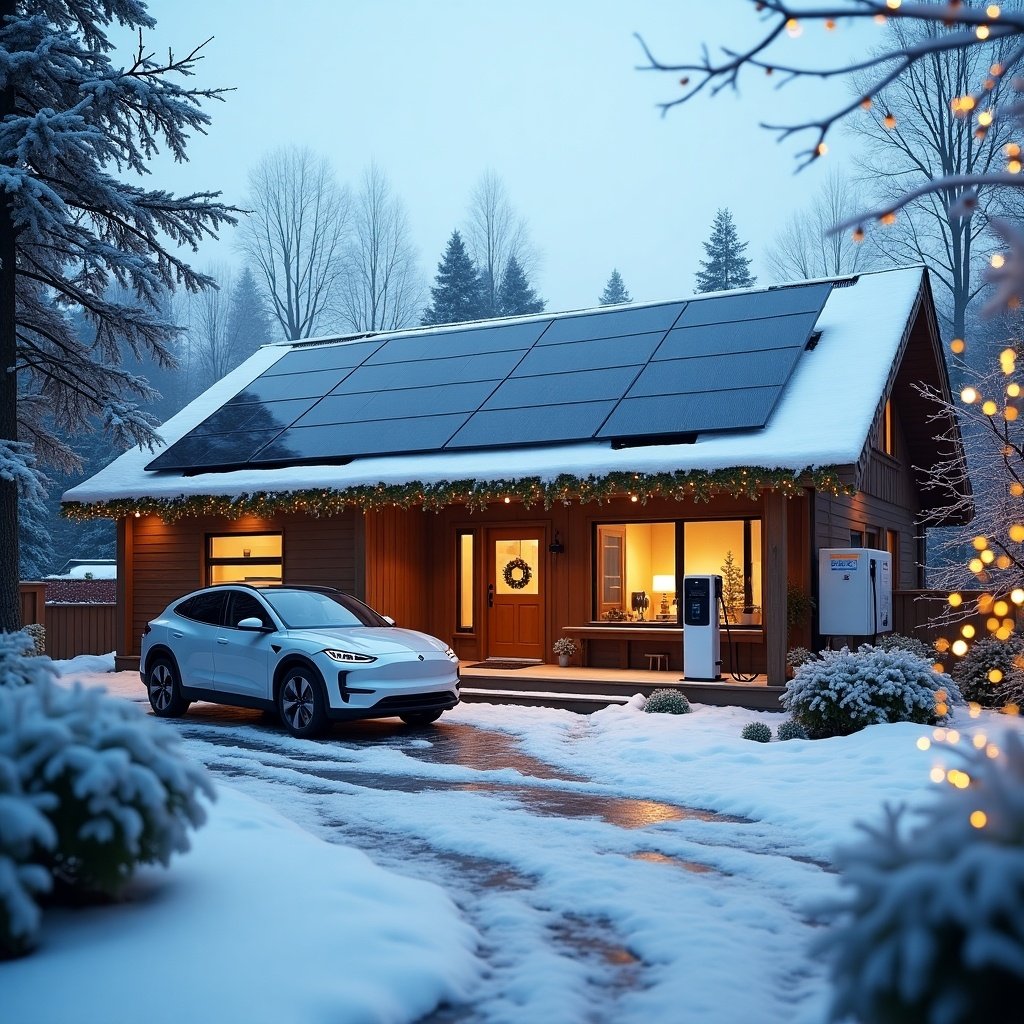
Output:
[
  {"left": 548, "top": 531, "right": 565, "bottom": 555},
  {"left": 653, "top": 574, "right": 676, "bottom": 619}
]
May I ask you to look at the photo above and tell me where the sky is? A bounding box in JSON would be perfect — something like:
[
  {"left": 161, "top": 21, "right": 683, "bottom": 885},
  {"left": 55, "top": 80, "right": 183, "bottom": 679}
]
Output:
[
  {"left": 5, "top": 655, "right": 1019, "bottom": 1023},
  {"left": 116, "top": 1, "right": 879, "bottom": 316}
]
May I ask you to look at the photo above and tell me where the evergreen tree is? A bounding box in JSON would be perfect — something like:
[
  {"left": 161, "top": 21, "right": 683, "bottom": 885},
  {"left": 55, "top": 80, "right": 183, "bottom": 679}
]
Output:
[
  {"left": 599, "top": 269, "right": 632, "bottom": 305},
  {"left": 497, "top": 255, "right": 545, "bottom": 316},
  {"left": 227, "top": 267, "right": 275, "bottom": 361},
  {"left": 0, "top": 3, "right": 235, "bottom": 631},
  {"left": 695, "top": 208, "right": 756, "bottom": 293},
  {"left": 422, "top": 230, "right": 484, "bottom": 325}
]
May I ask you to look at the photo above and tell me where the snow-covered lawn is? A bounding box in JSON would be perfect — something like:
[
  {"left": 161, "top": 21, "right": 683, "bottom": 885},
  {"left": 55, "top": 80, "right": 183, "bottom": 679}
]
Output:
[{"left": 5, "top": 655, "right": 1021, "bottom": 1023}]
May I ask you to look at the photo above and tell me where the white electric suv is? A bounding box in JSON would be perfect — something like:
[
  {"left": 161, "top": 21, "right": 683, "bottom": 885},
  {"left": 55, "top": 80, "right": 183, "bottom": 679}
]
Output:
[{"left": 140, "top": 585, "right": 460, "bottom": 737}]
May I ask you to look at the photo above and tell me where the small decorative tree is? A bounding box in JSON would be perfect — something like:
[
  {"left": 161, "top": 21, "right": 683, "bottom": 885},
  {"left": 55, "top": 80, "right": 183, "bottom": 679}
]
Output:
[{"left": 720, "top": 550, "right": 744, "bottom": 622}]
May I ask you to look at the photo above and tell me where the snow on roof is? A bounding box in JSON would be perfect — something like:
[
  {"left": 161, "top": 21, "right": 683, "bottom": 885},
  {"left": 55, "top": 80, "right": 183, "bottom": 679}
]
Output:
[{"left": 62, "top": 268, "right": 926, "bottom": 506}]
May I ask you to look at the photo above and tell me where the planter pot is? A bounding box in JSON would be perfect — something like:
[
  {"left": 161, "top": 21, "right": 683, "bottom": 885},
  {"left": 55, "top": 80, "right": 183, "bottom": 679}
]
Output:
[{"left": 558, "top": 654, "right": 571, "bottom": 668}]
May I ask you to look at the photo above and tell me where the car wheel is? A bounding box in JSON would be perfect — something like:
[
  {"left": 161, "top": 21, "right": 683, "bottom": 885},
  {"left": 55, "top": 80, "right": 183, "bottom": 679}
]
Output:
[
  {"left": 278, "top": 665, "right": 327, "bottom": 738},
  {"left": 146, "top": 656, "right": 190, "bottom": 718},
  {"left": 399, "top": 710, "right": 443, "bottom": 727}
]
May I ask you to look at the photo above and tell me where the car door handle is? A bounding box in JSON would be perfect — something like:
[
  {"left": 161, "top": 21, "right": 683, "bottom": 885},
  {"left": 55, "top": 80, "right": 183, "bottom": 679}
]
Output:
[
  {"left": 172, "top": 631, "right": 184, "bottom": 639},
  {"left": 216, "top": 637, "right": 229, "bottom": 645}
]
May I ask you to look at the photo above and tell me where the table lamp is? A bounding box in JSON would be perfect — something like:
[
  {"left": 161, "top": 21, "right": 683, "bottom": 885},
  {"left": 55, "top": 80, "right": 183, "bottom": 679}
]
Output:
[{"left": 653, "top": 575, "right": 676, "bottom": 618}]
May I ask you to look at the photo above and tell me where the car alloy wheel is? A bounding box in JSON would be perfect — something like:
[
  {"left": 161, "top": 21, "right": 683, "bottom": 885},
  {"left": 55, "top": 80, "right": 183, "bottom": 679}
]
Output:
[
  {"left": 279, "top": 666, "right": 327, "bottom": 738},
  {"left": 146, "top": 656, "right": 190, "bottom": 718}
]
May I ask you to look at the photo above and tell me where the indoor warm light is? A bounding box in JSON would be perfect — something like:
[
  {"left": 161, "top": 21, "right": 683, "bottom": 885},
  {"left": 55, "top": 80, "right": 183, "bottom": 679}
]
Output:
[{"left": 653, "top": 574, "right": 676, "bottom": 619}]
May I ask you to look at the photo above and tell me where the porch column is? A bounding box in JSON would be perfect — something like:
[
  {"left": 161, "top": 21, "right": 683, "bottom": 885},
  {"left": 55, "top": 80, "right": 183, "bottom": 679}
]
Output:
[
  {"left": 114, "top": 515, "right": 135, "bottom": 671},
  {"left": 763, "top": 490, "right": 788, "bottom": 687}
]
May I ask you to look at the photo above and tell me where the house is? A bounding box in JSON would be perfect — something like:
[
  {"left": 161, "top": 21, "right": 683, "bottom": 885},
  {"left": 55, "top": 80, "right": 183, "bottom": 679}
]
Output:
[{"left": 63, "top": 267, "right": 968, "bottom": 688}]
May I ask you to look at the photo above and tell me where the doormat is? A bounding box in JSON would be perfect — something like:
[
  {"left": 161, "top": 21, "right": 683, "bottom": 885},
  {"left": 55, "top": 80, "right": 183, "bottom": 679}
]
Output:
[{"left": 467, "top": 660, "right": 540, "bottom": 670}]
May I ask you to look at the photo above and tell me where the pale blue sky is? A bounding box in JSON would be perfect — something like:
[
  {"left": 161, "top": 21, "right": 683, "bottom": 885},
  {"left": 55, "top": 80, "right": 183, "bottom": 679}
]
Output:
[{"left": 123, "top": 1, "right": 877, "bottom": 314}]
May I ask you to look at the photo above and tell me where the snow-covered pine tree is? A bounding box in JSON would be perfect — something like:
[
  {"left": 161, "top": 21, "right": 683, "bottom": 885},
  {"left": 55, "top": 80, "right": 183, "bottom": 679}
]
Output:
[
  {"left": 0, "top": 1, "right": 236, "bottom": 632},
  {"left": 599, "top": 269, "right": 632, "bottom": 305},
  {"left": 227, "top": 266, "right": 275, "bottom": 358},
  {"left": 422, "top": 230, "right": 484, "bottom": 325},
  {"left": 695, "top": 208, "right": 756, "bottom": 293},
  {"left": 497, "top": 255, "right": 545, "bottom": 316}
]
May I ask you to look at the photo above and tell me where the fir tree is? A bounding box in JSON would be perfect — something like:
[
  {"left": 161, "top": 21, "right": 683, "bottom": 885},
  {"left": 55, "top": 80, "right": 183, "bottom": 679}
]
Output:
[
  {"left": 497, "top": 255, "right": 545, "bottom": 316},
  {"left": 227, "top": 267, "right": 275, "bottom": 361},
  {"left": 599, "top": 269, "right": 632, "bottom": 305},
  {"left": 0, "top": 3, "right": 236, "bottom": 631},
  {"left": 695, "top": 208, "right": 756, "bottom": 293},
  {"left": 422, "top": 230, "right": 484, "bottom": 325}
]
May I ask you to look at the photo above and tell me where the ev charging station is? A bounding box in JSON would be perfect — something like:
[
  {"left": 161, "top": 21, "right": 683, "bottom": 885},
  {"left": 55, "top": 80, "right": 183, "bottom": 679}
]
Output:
[
  {"left": 818, "top": 548, "right": 893, "bottom": 638},
  {"left": 682, "top": 575, "right": 722, "bottom": 681}
]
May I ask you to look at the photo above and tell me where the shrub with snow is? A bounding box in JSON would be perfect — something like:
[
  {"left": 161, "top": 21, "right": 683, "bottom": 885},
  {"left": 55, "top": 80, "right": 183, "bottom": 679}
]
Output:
[
  {"left": 786, "top": 646, "right": 817, "bottom": 672},
  {"left": 21, "top": 625, "right": 45, "bottom": 657},
  {"left": 818, "top": 730, "right": 1024, "bottom": 1023},
  {"left": 950, "top": 633, "right": 1024, "bottom": 708},
  {"left": 874, "top": 632, "right": 935, "bottom": 662},
  {"left": 782, "top": 645, "right": 960, "bottom": 739},
  {"left": 741, "top": 721, "right": 772, "bottom": 743},
  {"left": 776, "top": 719, "right": 807, "bottom": 742},
  {"left": 0, "top": 637, "right": 214, "bottom": 954},
  {"left": 643, "top": 689, "right": 691, "bottom": 715}
]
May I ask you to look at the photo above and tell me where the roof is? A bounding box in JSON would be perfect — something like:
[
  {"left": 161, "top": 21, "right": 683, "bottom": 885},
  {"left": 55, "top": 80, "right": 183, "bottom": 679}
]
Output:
[{"left": 62, "top": 268, "right": 958, "bottom": 512}]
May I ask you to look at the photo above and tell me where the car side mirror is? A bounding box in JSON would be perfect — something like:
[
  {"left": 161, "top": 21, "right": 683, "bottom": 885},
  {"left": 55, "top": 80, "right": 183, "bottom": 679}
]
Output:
[
  {"left": 237, "top": 616, "right": 268, "bottom": 631},
  {"left": 382, "top": 615, "right": 396, "bottom": 626}
]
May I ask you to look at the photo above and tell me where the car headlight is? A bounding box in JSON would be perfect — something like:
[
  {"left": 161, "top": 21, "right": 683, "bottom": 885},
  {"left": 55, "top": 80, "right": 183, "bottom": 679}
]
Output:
[{"left": 323, "top": 649, "right": 377, "bottom": 664}]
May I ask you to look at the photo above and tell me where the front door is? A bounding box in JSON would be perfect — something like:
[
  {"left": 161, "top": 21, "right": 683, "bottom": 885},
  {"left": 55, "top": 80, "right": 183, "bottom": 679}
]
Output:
[{"left": 487, "top": 528, "right": 545, "bottom": 661}]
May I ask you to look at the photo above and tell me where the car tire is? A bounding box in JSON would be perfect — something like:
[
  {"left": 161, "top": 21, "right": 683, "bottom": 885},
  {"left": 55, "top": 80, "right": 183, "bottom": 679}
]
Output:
[
  {"left": 146, "top": 655, "right": 190, "bottom": 718},
  {"left": 399, "top": 710, "right": 443, "bottom": 727},
  {"left": 278, "top": 665, "right": 328, "bottom": 738}
]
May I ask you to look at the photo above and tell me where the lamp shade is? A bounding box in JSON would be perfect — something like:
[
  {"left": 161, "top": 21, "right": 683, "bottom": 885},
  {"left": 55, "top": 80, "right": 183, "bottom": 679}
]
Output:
[{"left": 653, "top": 574, "right": 676, "bottom": 592}]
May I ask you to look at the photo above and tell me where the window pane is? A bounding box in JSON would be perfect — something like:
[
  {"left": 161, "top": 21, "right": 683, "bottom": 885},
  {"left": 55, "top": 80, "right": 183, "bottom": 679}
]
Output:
[
  {"left": 207, "top": 533, "right": 283, "bottom": 585},
  {"left": 210, "top": 534, "right": 281, "bottom": 559},
  {"left": 457, "top": 532, "right": 474, "bottom": 631},
  {"left": 210, "top": 564, "right": 283, "bottom": 585},
  {"left": 684, "top": 520, "right": 761, "bottom": 617},
  {"left": 495, "top": 538, "right": 539, "bottom": 595},
  {"left": 595, "top": 522, "right": 675, "bottom": 620}
]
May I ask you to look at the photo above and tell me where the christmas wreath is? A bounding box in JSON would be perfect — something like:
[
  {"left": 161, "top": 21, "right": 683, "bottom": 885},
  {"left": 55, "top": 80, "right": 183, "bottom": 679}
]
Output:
[{"left": 502, "top": 556, "right": 532, "bottom": 590}]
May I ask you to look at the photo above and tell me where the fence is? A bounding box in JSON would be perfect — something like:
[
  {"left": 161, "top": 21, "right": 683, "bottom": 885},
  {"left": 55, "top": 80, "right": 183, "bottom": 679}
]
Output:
[
  {"left": 18, "top": 583, "right": 117, "bottom": 661},
  {"left": 892, "top": 590, "right": 1016, "bottom": 647}
]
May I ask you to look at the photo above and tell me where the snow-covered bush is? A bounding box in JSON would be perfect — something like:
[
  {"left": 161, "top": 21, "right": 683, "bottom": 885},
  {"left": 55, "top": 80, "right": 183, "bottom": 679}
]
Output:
[
  {"left": 874, "top": 632, "right": 935, "bottom": 662},
  {"left": 0, "top": 631, "right": 49, "bottom": 687},
  {"left": 782, "top": 645, "right": 960, "bottom": 739},
  {"left": 0, "top": 637, "right": 214, "bottom": 953},
  {"left": 786, "top": 646, "right": 816, "bottom": 672},
  {"left": 950, "top": 633, "right": 1024, "bottom": 708},
  {"left": 643, "top": 689, "right": 691, "bottom": 714},
  {"left": 818, "top": 730, "right": 1024, "bottom": 1023},
  {"left": 21, "top": 625, "right": 45, "bottom": 658},
  {"left": 776, "top": 719, "right": 807, "bottom": 742},
  {"left": 741, "top": 721, "right": 772, "bottom": 743}
]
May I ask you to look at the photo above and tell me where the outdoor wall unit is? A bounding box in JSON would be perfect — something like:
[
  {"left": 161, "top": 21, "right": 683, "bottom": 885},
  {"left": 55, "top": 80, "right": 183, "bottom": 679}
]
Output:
[
  {"left": 818, "top": 548, "right": 893, "bottom": 637},
  {"left": 682, "top": 575, "right": 722, "bottom": 681}
]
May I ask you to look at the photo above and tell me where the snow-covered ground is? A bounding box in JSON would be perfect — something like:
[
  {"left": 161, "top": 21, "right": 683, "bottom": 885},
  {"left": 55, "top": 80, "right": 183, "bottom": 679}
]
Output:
[{"left": 5, "top": 655, "right": 1021, "bottom": 1023}]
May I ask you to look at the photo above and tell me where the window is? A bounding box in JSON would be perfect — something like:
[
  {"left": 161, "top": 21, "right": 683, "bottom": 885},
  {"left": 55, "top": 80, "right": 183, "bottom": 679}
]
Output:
[
  {"left": 456, "top": 531, "right": 475, "bottom": 632},
  {"left": 593, "top": 518, "right": 761, "bottom": 622},
  {"left": 886, "top": 529, "right": 899, "bottom": 584},
  {"left": 207, "top": 533, "right": 283, "bottom": 585},
  {"left": 226, "top": 590, "right": 275, "bottom": 630},
  {"left": 850, "top": 530, "right": 864, "bottom": 547},
  {"left": 882, "top": 399, "right": 896, "bottom": 458},
  {"left": 176, "top": 591, "right": 227, "bottom": 626}
]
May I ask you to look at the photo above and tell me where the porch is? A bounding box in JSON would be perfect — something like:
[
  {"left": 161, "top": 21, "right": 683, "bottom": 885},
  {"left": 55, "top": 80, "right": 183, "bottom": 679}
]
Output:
[{"left": 458, "top": 661, "right": 782, "bottom": 714}]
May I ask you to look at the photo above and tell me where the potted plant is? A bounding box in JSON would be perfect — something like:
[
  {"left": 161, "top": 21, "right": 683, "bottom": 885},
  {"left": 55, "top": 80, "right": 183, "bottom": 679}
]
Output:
[{"left": 553, "top": 636, "right": 578, "bottom": 667}]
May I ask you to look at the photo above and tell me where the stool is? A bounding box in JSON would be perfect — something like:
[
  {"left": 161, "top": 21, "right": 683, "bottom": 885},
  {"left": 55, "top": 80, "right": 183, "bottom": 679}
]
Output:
[{"left": 645, "top": 653, "right": 669, "bottom": 671}]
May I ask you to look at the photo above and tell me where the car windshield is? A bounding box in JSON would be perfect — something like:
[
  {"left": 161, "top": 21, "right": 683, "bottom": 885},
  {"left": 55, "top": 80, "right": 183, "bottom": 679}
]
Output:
[{"left": 260, "top": 589, "right": 388, "bottom": 629}]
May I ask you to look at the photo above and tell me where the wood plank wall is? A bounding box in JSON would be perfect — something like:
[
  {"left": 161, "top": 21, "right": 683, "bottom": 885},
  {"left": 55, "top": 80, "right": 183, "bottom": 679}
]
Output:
[
  {"left": 46, "top": 603, "right": 117, "bottom": 660},
  {"left": 18, "top": 582, "right": 46, "bottom": 627}
]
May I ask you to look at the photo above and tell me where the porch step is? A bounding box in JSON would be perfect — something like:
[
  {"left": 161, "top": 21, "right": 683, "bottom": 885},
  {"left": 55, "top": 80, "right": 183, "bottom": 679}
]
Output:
[{"left": 459, "top": 687, "right": 631, "bottom": 714}]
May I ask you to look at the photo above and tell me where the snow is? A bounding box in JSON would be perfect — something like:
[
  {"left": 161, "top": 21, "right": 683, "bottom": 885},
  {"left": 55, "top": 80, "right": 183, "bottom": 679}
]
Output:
[
  {"left": 46, "top": 563, "right": 117, "bottom": 580},
  {"left": 6, "top": 653, "right": 1021, "bottom": 1022},
  {"left": 62, "top": 268, "right": 924, "bottom": 506}
]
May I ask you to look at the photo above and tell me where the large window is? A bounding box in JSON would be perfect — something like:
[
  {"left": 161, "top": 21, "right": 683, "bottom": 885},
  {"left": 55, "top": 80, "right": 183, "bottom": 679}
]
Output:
[
  {"left": 456, "top": 530, "right": 474, "bottom": 632},
  {"left": 207, "top": 533, "right": 283, "bottom": 585},
  {"left": 594, "top": 519, "right": 762, "bottom": 623}
]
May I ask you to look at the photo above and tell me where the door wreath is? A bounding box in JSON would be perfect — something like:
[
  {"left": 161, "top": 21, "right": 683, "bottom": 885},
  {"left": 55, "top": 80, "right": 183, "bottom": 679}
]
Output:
[{"left": 502, "top": 556, "right": 532, "bottom": 590}]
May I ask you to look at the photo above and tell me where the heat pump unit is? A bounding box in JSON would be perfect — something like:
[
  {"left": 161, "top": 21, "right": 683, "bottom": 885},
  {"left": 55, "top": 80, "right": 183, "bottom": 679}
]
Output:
[{"left": 818, "top": 548, "right": 892, "bottom": 637}]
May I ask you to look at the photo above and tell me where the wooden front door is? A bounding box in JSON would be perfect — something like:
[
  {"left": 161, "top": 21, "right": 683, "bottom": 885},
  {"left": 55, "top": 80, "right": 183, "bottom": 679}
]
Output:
[{"left": 487, "top": 528, "right": 545, "bottom": 661}]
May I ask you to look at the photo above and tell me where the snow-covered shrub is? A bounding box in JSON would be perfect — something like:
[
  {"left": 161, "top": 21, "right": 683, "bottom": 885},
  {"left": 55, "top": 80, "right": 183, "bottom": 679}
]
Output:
[
  {"left": 741, "top": 721, "right": 772, "bottom": 743},
  {"left": 776, "top": 719, "right": 807, "bottom": 742},
  {"left": 21, "top": 625, "right": 45, "bottom": 657},
  {"left": 643, "top": 689, "right": 691, "bottom": 715},
  {"left": 950, "top": 633, "right": 1024, "bottom": 708},
  {"left": 874, "top": 632, "right": 934, "bottom": 661},
  {"left": 0, "top": 631, "right": 50, "bottom": 687},
  {"left": 818, "top": 730, "right": 1024, "bottom": 1023},
  {"left": 786, "top": 646, "right": 816, "bottom": 672},
  {"left": 782, "top": 645, "right": 960, "bottom": 739}
]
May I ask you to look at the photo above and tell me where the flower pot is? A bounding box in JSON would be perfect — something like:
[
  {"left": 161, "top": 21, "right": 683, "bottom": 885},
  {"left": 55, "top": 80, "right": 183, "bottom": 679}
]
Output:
[{"left": 558, "top": 654, "right": 571, "bottom": 668}]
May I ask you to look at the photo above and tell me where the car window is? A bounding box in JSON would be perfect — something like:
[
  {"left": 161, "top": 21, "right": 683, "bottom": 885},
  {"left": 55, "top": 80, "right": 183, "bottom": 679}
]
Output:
[
  {"left": 176, "top": 591, "right": 227, "bottom": 626},
  {"left": 227, "top": 591, "right": 275, "bottom": 630},
  {"left": 260, "top": 589, "right": 387, "bottom": 629}
]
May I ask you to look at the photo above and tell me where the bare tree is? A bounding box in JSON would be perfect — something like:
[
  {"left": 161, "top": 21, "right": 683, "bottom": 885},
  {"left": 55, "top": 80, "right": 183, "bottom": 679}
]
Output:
[
  {"left": 765, "top": 171, "right": 878, "bottom": 282},
  {"left": 337, "top": 163, "right": 421, "bottom": 332},
  {"left": 238, "top": 146, "right": 351, "bottom": 340},
  {"left": 188, "top": 264, "right": 235, "bottom": 392},
  {"left": 465, "top": 171, "right": 534, "bottom": 317}
]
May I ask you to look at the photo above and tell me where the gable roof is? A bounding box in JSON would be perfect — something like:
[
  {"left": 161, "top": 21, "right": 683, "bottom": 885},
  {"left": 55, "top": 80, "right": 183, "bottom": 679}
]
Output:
[{"left": 62, "top": 267, "right": 962, "bottom": 513}]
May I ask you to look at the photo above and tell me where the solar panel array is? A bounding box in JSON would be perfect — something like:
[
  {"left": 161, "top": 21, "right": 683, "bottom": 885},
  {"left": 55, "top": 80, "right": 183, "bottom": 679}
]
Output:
[{"left": 146, "top": 281, "right": 833, "bottom": 473}]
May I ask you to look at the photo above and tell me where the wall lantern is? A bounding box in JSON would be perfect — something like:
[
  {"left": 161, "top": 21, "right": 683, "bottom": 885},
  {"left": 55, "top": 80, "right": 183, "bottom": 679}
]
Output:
[{"left": 548, "top": 531, "right": 565, "bottom": 555}]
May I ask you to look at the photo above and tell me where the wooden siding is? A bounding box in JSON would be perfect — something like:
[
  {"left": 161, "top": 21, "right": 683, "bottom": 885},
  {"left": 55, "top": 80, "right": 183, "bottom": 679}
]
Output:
[
  {"left": 363, "top": 506, "right": 429, "bottom": 630},
  {"left": 18, "top": 582, "right": 45, "bottom": 627},
  {"left": 46, "top": 603, "right": 117, "bottom": 660}
]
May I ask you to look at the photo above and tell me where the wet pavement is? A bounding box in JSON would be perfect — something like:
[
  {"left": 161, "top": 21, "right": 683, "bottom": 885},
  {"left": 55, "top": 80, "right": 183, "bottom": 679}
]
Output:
[{"left": 168, "top": 705, "right": 799, "bottom": 1022}]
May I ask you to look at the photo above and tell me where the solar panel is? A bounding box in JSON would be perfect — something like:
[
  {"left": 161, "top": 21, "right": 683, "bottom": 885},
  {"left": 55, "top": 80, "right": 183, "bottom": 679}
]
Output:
[{"left": 144, "top": 281, "right": 834, "bottom": 473}]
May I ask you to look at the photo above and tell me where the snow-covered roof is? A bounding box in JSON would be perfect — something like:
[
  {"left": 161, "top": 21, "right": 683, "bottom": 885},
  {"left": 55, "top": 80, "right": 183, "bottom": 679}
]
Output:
[{"left": 63, "top": 268, "right": 936, "bottom": 507}]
